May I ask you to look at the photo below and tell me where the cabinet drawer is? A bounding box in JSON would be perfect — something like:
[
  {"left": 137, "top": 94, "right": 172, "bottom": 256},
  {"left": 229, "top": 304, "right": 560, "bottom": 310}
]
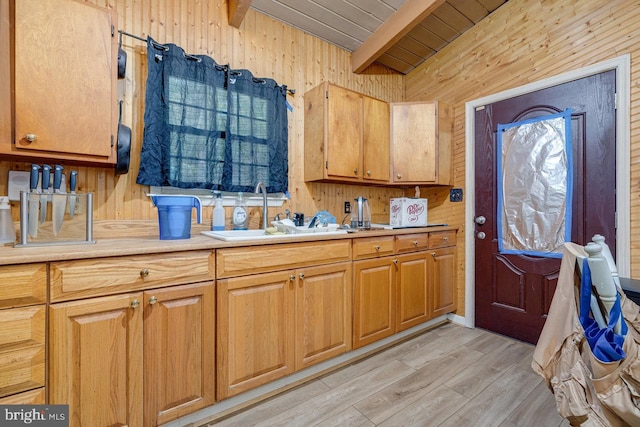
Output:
[
  {"left": 428, "top": 231, "right": 456, "bottom": 248},
  {"left": 352, "top": 236, "right": 394, "bottom": 259},
  {"left": 0, "top": 264, "right": 47, "bottom": 309},
  {"left": 395, "top": 233, "right": 429, "bottom": 253},
  {"left": 51, "top": 251, "right": 214, "bottom": 301},
  {"left": 217, "top": 240, "right": 351, "bottom": 278},
  {"left": 0, "top": 306, "right": 45, "bottom": 398},
  {"left": 0, "top": 387, "right": 45, "bottom": 404}
]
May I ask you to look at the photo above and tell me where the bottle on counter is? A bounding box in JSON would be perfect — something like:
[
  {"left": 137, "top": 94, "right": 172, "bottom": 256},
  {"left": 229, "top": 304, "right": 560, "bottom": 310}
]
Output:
[
  {"left": 212, "top": 193, "right": 225, "bottom": 231},
  {"left": 232, "top": 192, "right": 248, "bottom": 230},
  {"left": 0, "top": 196, "right": 16, "bottom": 244}
]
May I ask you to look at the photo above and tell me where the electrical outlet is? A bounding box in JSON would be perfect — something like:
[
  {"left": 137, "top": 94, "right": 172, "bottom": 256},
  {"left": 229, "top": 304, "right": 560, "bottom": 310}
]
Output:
[
  {"left": 450, "top": 188, "right": 463, "bottom": 202},
  {"left": 344, "top": 201, "right": 351, "bottom": 214}
]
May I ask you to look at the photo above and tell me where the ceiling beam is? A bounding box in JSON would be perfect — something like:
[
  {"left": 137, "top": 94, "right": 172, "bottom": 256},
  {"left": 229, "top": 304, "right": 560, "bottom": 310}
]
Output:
[
  {"left": 228, "top": 0, "right": 252, "bottom": 28},
  {"left": 351, "top": 0, "right": 447, "bottom": 73}
]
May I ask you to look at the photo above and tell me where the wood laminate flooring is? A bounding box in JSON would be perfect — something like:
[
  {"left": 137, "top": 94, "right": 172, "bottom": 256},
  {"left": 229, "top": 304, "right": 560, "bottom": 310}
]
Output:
[{"left": 206, "top": 323, "right": 568, "bottom": 427}]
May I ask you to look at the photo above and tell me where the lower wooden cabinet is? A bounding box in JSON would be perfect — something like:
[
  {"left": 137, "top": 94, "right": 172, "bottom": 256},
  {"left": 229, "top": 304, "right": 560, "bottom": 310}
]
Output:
[
  {"left": 396, "top": 252, "right": 430, "bottom": 331},
  {"left": 217, "top": 262, "right": 351, "bottom": 399},
  {"left": 353, "top": 232, "right": 457, "bottom": 349},
  {"left": 0, "top": 263, "right": 47, "bottom": 401},
  {"left": 352, "top": 257, "right": 396, "bottom": 349},
  {"left": 49, "top": 292, "right": 143, "bottom": 427},
  {"left": 430, "top": 246, "right": 457, "bottom": 317},
  {"left": 49, "top": 282, "right": 215, "bottom": 427}
]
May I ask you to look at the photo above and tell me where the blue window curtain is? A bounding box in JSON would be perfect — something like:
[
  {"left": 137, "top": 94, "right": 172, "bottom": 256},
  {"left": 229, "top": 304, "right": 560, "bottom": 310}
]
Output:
[{"left": 136, "top": 37, "right": 289, "bottom": 193}]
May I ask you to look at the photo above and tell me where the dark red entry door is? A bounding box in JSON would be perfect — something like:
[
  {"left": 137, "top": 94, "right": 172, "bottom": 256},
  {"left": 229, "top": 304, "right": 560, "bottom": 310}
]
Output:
[{"left": 474, "top": 70, "right": 616, "bottom": 344}]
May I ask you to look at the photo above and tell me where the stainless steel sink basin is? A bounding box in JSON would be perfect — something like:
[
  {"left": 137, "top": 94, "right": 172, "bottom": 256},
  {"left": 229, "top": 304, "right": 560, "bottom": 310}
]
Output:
[{"left": 201, "top": 229, "right": 347, "bottom": 242}]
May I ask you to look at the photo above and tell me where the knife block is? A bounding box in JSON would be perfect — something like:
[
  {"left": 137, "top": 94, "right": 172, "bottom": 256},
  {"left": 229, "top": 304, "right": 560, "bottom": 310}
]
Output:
[{"left": 16, "top": 192, "right": 95, "bottom": 247}]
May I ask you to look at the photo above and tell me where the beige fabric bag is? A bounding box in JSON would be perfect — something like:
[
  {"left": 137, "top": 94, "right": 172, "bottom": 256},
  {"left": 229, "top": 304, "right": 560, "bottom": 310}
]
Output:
[{"left": 533, "top": 242, "right": 640, "bottom": 426}]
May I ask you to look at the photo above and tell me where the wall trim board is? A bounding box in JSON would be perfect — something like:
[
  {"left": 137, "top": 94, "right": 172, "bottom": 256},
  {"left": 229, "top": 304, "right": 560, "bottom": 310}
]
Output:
[{"left": 463, "top": 54, "right": 631, "bottom": 328}]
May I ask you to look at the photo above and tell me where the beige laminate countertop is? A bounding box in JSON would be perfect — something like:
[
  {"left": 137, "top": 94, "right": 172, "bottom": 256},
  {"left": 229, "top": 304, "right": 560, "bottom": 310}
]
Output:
[{"left": 0, "top": 225, "right": 456, "bottom": 266}]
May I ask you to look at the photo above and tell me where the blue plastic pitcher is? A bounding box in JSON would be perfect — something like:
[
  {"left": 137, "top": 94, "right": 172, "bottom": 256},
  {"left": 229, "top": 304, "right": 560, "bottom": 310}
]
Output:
[{"left": 151, "top": 195, "right": 202, "bottom": 240}]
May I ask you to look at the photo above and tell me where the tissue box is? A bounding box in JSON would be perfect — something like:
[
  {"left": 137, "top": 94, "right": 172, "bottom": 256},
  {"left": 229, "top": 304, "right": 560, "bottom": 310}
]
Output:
[{"left": 390, "top": 198, "right": 427, "bottom": 227}]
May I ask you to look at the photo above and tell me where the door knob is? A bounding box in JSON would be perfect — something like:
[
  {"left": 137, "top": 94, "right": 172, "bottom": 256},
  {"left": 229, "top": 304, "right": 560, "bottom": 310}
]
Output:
[
  {"left": 477, "top": 231, "right": 486, "bottom": 240},
  {"left": 475, "top": 216, "right": 486, "bottom": 225}
]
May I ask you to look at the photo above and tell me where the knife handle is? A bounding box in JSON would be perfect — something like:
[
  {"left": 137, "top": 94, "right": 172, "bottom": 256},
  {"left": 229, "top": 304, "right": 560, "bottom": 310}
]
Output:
[
  {"left": 41, "top": 164, "right": 51, "bottom": 191},
  {"left": 53, "top": 165, "right": 64, "bottom": 191},
  {"left": 30, "top": 164, "right": 41, "bottom": 191},
  {"left": 70, "top": 171, "right": 78, "bottom": 192}
]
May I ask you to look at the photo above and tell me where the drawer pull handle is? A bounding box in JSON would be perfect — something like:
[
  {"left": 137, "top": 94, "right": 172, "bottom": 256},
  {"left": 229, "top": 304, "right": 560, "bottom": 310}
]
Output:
[
  {"left": 149, "top": 296, "right": 158, "bottom": 305},
  {"left": 299, "top": 273, "right": 305, "bottom": 280},
  {"left": 443, "top": 236, "right": 449, "bottom": 241},
  {"left": 290, "top": 274, "right": 295, "bottom": 281},
  {"left": 413, "top": 240, "right": 418, "bottom": 246},
  {"left": 130, "top": 299, "right": 140, "bottom": 309},
  {"left": 140, "top": 268, "right": 150, "bottom": 277},
  {"left": 374, "top": 245, "right": 381, "bottom": 251}
]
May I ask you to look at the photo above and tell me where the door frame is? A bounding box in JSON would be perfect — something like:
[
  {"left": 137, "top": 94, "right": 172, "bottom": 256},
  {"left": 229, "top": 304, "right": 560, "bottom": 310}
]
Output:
[{"left": 463, "top": 54, "right": 631, "bottom": 328}]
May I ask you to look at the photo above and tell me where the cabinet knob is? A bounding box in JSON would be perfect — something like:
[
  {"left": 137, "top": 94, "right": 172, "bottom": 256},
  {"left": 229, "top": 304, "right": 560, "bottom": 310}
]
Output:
[
  {"left": 431, "top": 252, "right": 437, "bottom": 258},
  {"left": 396, "top": 173, "right": 402, "bottom": 179},
  {"left": 393, "top": 259, "right": 398, "bottom": 265},
  {"left": 25, "top": 133, "right": 37, "bottom": 142},
  {"left": 413, "top": 240, "right": 418, "bottom": 246},
  {"left": 289, "top": 274, "right": 295, "bottom": 281},
  {"left": 354, "top": 168, "right": 359, "bottom": 175},
  {"left": 443, "top": 236, "right": 448, "bottom": 241},
  {"left": 149, "top": 296, "right": 158, "bottom": 305},
  {"left": 140, "top": 268, "right": 150, "bottom": 277},
  {"left": 299, "top": 273, "right": 305, "bottom": 280},
  {"left": 374, "top": 245, "right": 381, "bottom": 251},
  {"left": 130, "top": 299, "right": 140, "bottom": 309},
  {"left": 366, "top": 170, "right": 371, "bottom": 176}
]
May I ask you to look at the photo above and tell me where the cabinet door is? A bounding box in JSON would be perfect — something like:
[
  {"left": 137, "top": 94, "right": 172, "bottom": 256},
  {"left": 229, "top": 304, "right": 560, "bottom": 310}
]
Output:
[
  {"left": 326, "top": 84, "right": 363, "bottom": 179},
  {"left": 49, "top": 293, "right": 143, "bottom": 427},
  {"left": 391, "top": 102, "right": 437, "bottom": 183},
  {"left": 429, "top": 246, "right": 457, "bottom": 317},
  {"left": 396, "top": 253, "right": 430, "bottom": 331},
  {"left": 144, "top": 283, "right": 215, "bottom": 427},
  {"left": 0, "top": 306, "right": 45, "bottom": 398},
  {"left": 363, "top": 96, "right": 390, "bottom": 182},
  {"left": 0, "top": 0, "right": 9, "bottom": 147},
  {"left": 11, "top": 0, "right": 117, "bottom": 163},
  {"left": 295, "top": 262, "right": 352, "bottom": 370},
  {"left": 352, "top": 257, "right": 395, "bottom": 349},
  {"left": 217, "top": 271, "right": 295, "bottom": 399}
]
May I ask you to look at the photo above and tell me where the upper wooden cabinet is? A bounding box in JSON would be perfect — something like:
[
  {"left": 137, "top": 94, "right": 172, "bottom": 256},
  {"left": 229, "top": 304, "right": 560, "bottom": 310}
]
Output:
[
  {"left": 390, "top": 101, "right": 452, "bottom": 185},
  {"left": 304, "top": 82, "right": 389, "bottom": 184},
  {"left": 0, "top": 0, "right": 117, "bottom": 164}
]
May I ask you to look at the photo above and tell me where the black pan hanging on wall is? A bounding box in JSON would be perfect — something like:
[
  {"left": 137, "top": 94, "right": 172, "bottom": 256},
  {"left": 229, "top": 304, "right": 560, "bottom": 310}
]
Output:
[
  {"left": 117, "top": 30, "right": 126, "bottom": 79},
  {"left": 116, "top": 100, "right": 131, "bottom": 175}
]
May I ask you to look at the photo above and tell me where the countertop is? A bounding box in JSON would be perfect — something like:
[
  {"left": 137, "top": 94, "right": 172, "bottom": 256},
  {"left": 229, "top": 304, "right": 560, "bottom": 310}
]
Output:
[{"left": 0, "top": 225, "right": 456, "bottom": 266}]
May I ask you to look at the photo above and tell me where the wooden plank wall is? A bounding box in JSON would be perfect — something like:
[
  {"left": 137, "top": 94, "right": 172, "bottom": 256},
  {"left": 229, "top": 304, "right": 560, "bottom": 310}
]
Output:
[
  {"left": 405, "top": 0, "right": 640, "bottom": 315},
  {"left": 0, "top": 0, "right": 405, "bottom": 229}
]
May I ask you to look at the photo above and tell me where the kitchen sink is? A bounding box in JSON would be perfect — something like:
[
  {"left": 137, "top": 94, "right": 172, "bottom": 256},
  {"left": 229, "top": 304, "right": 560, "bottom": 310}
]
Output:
[{"left": 202, "top": 228, "right": 347, "bottom": 242}]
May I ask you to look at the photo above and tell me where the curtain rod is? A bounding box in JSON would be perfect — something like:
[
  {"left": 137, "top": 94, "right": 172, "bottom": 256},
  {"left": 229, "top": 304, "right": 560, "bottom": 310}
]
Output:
[{"left": 118, "top": 30, "right": 296, "bottom": 96}]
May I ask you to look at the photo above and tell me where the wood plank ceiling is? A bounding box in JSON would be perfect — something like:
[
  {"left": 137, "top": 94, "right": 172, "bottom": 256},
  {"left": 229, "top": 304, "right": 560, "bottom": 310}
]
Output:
[{"left": 230, "top": 0, "right": 508, "bottom": 75}]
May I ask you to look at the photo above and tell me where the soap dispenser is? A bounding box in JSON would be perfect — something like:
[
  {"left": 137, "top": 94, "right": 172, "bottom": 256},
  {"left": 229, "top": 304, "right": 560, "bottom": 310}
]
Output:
[
  {"left": 212, "top": 193, "right": 225, "bottom": 231},
  {"left": 232, "top": 192, "right": 248, "bottom": 230},
  {"left": 0, "top": 196, "right": 16, "bottom": 245}
]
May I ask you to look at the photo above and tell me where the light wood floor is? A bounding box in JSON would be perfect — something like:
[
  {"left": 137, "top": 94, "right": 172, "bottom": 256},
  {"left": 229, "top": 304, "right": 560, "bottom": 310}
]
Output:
[{"left": 206, "top": 323, "right": 569, "bottom": 427}]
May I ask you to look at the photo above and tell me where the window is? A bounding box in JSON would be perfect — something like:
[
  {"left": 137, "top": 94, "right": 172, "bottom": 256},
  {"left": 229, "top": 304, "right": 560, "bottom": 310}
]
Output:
[{"left": 136, "top": 38, "right": 289, "bottom": 195}]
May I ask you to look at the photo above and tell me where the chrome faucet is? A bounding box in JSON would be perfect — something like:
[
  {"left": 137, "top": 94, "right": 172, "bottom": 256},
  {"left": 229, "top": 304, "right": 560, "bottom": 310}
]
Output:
[{"left": 254, "top": 182, "right": 268, "bottom": 230}]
